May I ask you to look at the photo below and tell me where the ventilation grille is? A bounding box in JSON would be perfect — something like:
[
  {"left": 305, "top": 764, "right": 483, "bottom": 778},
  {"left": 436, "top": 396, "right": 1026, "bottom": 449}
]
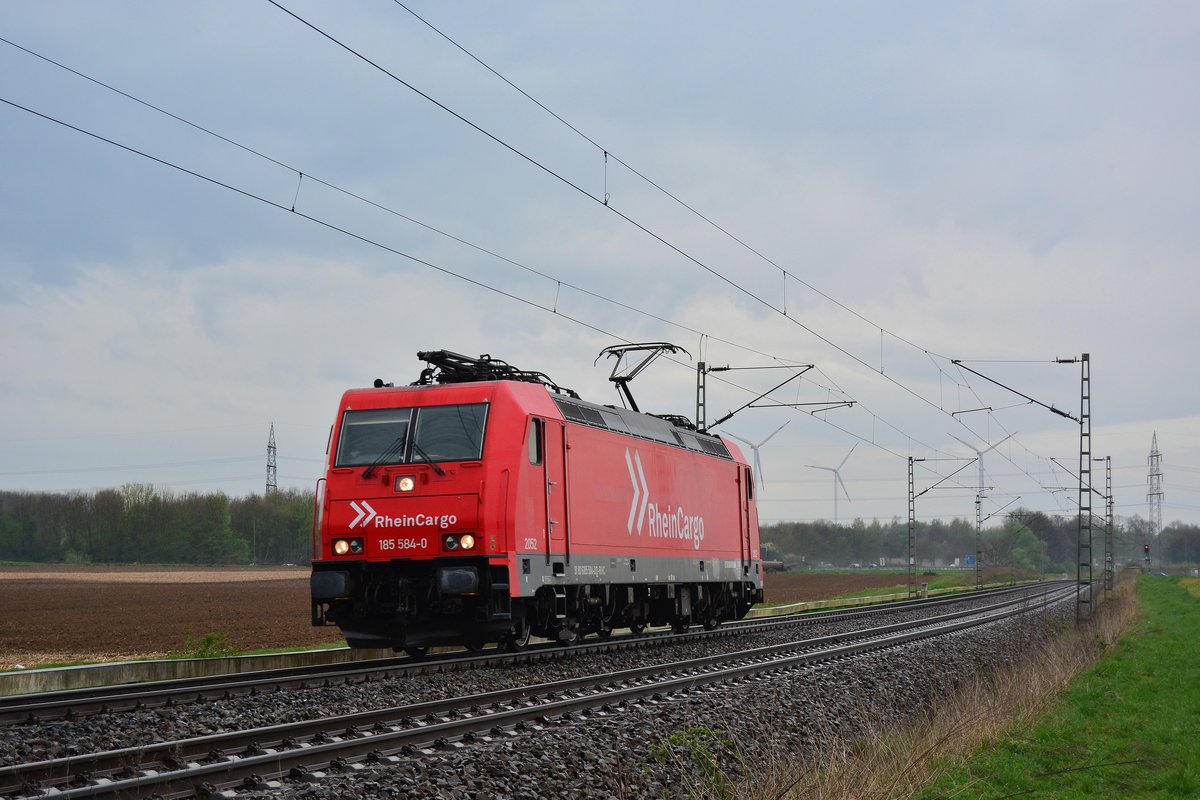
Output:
[{"left": 552, "top": 398, "right": 731, "bottom": 460}]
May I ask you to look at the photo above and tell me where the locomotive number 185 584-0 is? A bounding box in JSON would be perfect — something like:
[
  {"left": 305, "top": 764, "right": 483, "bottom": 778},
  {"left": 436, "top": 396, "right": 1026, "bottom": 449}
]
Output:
[{"left": 378, "top": 538, "right": 429, "bottom": 551}]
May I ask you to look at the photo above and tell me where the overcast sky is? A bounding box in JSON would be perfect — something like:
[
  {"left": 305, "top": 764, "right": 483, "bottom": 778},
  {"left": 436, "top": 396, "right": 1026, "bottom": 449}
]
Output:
[{"left": 2, "top": 1, "right": 1197, "bottom": 533}]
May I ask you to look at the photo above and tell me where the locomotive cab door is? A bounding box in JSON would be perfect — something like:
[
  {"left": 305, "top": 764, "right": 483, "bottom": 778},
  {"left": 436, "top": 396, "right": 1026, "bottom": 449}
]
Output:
[
  {"left": 740, "top": 466, "right": 754, "bottom": 575},
  {"left": 539, "top": 418, "right": 570, "bottom": 564}
]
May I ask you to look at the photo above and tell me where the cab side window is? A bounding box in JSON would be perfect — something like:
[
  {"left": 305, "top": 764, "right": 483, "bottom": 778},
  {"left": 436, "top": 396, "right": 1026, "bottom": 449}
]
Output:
[{"left": 528, "top": 418, "right": 544, "bottom": 465}]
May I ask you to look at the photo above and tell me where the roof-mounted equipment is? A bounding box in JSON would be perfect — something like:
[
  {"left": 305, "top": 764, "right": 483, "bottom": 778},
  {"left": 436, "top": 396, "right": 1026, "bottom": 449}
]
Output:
[
  {"left": 410, "top": 350, "right": 579, "bottom": 398},
  {"left": 595, "top": 342, "right": 689, "bottom": 412}
]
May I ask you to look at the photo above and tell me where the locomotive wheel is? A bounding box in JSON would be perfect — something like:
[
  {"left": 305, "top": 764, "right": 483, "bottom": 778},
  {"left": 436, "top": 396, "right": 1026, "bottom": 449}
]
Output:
[
  {"left": 671, "top": 619, "right": 690, "bottom": 634},
  {"left": 628, "top": 622, "right": 646, "bottom": 635},
  {"left": 404, "top": 646, "right": 429, "bottom": 659},
  {"left": 597, "top": 626, "right": 613, "bottom": 639},
  {"left": 504, "top": 618, "right": 531, "bottom": 652},
  {"left": 464, "top": 636, "right": 487, "bottom": 653},
  {"left": 702, "top": 616, "right": 720, "bottom": 631}
]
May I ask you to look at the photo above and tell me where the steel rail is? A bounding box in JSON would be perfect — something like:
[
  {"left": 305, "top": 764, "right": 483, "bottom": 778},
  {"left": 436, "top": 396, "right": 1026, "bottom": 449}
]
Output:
[
  {"left": 0, "top": 581, "right": 1052, "bottom": 726},
  {"left": 1, "top": 583, "right": 1072, "bottom": 798}
]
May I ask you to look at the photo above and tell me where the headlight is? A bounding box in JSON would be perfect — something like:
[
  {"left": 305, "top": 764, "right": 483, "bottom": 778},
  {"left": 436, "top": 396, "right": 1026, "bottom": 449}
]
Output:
[
  {"left": 442, "top": 533, "right": 476, "bottom": 551},
  {"left": 333, "top": 538, "right": 363, "bottom": 556},
  {"left": 396, "top": 475, "right": 416, "bottom": 492}
]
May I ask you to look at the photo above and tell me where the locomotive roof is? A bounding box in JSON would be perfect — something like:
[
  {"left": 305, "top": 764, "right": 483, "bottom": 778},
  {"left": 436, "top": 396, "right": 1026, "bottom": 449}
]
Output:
[
  {"left": 552, "top": 394, "right": 734, "bottom": 461},
  {"left": 367, "top": 349, "right": 736, "bottom": 461}
]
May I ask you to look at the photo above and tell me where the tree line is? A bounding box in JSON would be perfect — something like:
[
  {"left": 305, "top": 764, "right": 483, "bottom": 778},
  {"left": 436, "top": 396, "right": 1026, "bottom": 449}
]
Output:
[
  {"left": 0, "top": 485, "right": 314, "bottom": 565},
  {"left": 762, "top": 511, "right": 1200, "bottom": 574},
  {"left": 2, "top": 485, "right": 1198, "bottom": 570}
]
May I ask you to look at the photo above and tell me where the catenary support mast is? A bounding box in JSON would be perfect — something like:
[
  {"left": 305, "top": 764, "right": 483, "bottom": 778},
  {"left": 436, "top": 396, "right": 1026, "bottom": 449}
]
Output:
[{"left": 1076, "top": 354, "right": 1092, "bottom": 622}]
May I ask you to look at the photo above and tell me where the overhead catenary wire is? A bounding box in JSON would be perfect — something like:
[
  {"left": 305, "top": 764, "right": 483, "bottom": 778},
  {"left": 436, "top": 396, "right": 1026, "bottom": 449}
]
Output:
[
  {"left": 402, "top": 0, "right": 1102, "bottom": 505},
  {"left": 263, "top": 2, "right": 1082, "bottom": 505},
  {"left": 0, "top": 94, "right": 895, "bottom": 470},
  {"left": 2, "top": 25, "right": 1090, "bottom": 513},
  {"left": 265, "top": 1, "right": 977, "bottom": 424},
  {"left": 0, "top": 38, "right": 958, "bottom": 471},
  {"left": 6, "top": 88, "right": 1044, "bottom": 515},
  {"left": 0, "top": 34, "right": 842, "bottom": 400},
  {"left": 389, "top": 0, "right": 952, "bottom": 361},
  {"left": 390, "top": 0, "right": 1092, "bottom": 479}
]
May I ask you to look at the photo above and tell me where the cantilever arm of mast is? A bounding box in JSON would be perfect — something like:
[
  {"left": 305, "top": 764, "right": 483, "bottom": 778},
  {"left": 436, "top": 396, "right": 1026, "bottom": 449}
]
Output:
[
  {"left": 1049, "top": 457, "right": 1109, "bottom": 499},
  {"left": 915, "top": 457, "right": 977, "bottom": 499},
  {"left": 709, "top": 365, "right": 814, "bottom": 428},
  {"left": 981, "top": 495, "right": 1022, "bottom": 524},
  {"left": 951, "top": 360, "right": 1079, "bottom": 422},
  {"left": 747, "top": 399, "right": 854, "bottom": 413}
]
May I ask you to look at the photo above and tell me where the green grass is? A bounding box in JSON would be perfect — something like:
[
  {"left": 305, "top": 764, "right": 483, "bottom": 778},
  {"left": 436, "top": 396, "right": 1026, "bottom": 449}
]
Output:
[
  {"left": 167, "top": 631, "right": 241, "bottom": 659},
  {"left": 650, "top": 726, "right": 740, "bottom": 799},
  {"left": 917, "top": 576, "right": 1200, "bottom": 799}
]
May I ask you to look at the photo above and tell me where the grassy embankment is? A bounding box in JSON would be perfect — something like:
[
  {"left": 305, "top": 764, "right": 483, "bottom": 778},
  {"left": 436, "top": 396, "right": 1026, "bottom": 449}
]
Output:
[
  {"left": 746, "top": 575, "right": 1197, "bottom": 799},
  {"left": 915, "top": 575, "right": 1200, "bottom": 799}
]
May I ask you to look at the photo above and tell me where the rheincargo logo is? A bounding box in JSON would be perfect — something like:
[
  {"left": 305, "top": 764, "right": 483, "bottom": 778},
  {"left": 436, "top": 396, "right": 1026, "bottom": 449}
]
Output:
[
  {"left": 625, "top": 448, "right": 706, "bottom": 550},
  {"left": 348, "top": 500, "right": 377, "bottom": 529},
  {"left": 646, "top": 502, "right": 706, "bottom": 550},
  {"left": 625, "top": 450, "right": 649, "bottom": 534},
  {"left": 348, "top": 500, "right": 457, "bottom": 530}
]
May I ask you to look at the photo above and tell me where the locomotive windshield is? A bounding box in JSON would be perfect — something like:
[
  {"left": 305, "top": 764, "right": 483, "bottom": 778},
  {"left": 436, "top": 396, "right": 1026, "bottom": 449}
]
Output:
[{"left": 335, "top": 403, "right": 487, "bottom": 467}]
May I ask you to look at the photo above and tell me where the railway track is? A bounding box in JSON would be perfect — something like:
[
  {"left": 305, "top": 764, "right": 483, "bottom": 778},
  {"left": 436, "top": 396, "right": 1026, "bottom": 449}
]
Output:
[
  {"left": 0, "top": 582, "right": 1073, "bottom": 799},
  {"left": 0, "top": 581, "right": 1060, "bottom": 725}
]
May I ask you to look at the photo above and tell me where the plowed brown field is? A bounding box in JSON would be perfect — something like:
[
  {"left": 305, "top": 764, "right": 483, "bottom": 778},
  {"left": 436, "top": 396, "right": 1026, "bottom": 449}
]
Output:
[
  {"left": 0, "top": 566, "right": 916, "bottom": 669},
  {"left": 0, "top": 566, "right": 344, "bottom": 670}
]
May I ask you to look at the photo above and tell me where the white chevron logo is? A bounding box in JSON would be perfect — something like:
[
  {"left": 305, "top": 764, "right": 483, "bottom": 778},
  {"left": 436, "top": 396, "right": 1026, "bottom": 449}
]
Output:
[
  {"left": 625, "top": 448, "right": 649, "bottom": 535},
  {"left": 348, "top": 500, "right": 376, "bottom": 529}
]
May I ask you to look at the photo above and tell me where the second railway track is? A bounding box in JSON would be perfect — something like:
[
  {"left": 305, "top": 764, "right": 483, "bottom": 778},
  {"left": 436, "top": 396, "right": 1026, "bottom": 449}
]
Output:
[
  {"left": 0, "top": 581, "right": 1061, "bottom": 727},
  {"left": 0, "top": 582, "right": 1074, "bottom": 799}
]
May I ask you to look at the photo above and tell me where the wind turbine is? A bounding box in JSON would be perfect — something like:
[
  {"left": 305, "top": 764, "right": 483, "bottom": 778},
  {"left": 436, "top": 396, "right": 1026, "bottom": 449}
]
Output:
[
  {"left": 949, "top": 432, "right": 1015, "bottom": 495},
  {"left": 806, "top": 444, "right": 857, "bottom": 524},
  {"left": 726, "top": 421, "right": 790, "bottom": 491}
]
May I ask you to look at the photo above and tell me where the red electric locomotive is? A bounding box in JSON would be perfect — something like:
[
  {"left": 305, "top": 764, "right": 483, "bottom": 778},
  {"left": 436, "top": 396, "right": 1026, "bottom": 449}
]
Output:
[{"left": 310, "top": 349, "right": 764, "bottom": 653}]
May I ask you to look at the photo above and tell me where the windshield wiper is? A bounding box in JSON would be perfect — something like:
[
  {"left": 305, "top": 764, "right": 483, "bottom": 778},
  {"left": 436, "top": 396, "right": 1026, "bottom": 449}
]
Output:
[
  {"left": 362, "top": 433, "right": 408, "bottom": 479},
  {"left": 411, "top": 440, "right": 447, "bottom": 476}
]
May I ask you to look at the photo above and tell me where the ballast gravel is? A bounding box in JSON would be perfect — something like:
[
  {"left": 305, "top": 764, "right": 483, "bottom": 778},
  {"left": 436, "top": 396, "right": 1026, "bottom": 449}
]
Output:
[{"left": 0, "top": 591, "right": 1074, "bottom": 798}]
